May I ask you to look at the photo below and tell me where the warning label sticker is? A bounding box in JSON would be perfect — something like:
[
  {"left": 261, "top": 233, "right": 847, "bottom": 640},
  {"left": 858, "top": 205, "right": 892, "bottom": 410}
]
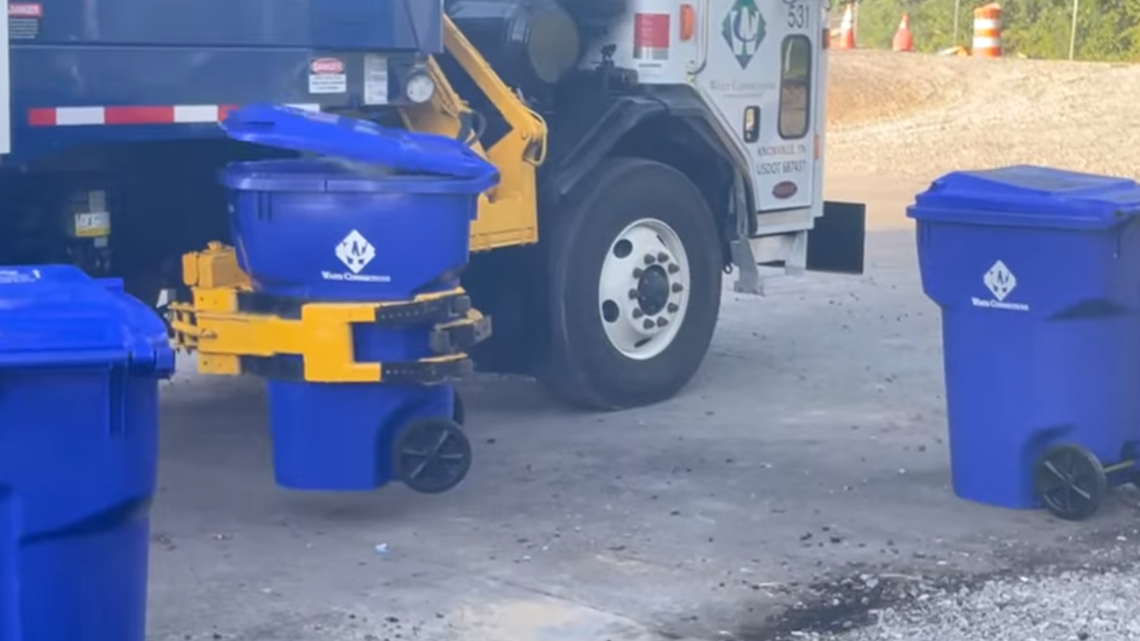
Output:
[
  {"left": 9, "top": 3, "right": 43, "bottom": 40},
  {"left": 308, "top": 57, "right": 347, "bottom": 95},
  {"left": 362, "top": 54, "right": 389, "bottom": 105}
]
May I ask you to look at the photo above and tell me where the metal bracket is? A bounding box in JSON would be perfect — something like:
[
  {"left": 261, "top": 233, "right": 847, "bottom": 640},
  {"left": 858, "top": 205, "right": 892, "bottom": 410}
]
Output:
[
  {"left": 730, "top": 172, "right": 765, "bottom": 296},
  {"left": 731, "top": 238, "right": 764, "bottom": 295},
  {"left": 170, "top": 244, "right": 491, "bottom": 383}
]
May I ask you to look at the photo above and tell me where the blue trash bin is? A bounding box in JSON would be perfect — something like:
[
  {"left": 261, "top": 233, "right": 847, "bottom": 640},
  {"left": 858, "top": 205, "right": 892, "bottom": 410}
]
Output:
[
  {"left": 216, "top": 104, "right": 498, "bottom": 493},
  {"left": 220, "top": 104, "right": 498, "bottom": 301},
  {"left": 909, "top": 165, "right": 1140, "bottom": 519},
  {"left": 0, "top": 265, "right": 174, "bottom": 641}
]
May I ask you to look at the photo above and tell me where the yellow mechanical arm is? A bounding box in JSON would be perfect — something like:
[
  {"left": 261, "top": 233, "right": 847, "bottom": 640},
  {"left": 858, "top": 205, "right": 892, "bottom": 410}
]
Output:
[
  {"left": 401, "top": 15, "right": 548, "bottom": 252},
  {"left": 170, "top": 244, "right": 490, "bottom": 383},
  {"left": 169, "top": 18, "right": 528, "bottom": 378}
]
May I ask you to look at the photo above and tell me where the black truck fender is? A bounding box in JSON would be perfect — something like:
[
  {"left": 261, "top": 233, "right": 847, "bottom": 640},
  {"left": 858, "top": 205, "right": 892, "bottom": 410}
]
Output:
[{"left": 539, "top": 87, "right": 755, "bottom": 268}]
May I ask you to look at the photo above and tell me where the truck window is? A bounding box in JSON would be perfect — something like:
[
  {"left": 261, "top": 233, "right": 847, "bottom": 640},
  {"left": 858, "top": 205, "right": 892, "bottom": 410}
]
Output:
[{"left": 778, "top": 35, "right": 811, "bottom": 140}]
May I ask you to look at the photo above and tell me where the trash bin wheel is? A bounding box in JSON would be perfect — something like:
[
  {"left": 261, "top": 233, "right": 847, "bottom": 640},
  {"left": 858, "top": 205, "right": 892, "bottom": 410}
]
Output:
[
  {"left": 1034, "top": 444, "right": 1107, "bottom": 521},
  {"left": 452, "top": 388, "right": 465, "bottom": 426},
  {"left": 393, "top": 417, "right": 472, "bottom": 494},
  {"left": 538, "top": 157, "right": 722, "bottom": 410}
]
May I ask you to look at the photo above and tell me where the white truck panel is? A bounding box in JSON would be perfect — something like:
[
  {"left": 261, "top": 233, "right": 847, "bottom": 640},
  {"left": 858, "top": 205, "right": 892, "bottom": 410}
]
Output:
[{"left": 581, "top": 0, "right": 824, "bottom": 220}]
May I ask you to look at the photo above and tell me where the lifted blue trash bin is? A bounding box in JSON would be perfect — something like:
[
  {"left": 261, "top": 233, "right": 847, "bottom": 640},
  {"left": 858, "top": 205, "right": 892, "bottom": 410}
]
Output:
[
  {"left": 217, "top": 104, "right": 498, "bottom": 493},
  {"left": 909, "top": 165, "right": 1140, "bottom": 520},
  {"left": 0, "top": 265, "right": 174, "bottom": 641},
  {"left": 221, "top": 104, "right": 498, "bottom": 301}
]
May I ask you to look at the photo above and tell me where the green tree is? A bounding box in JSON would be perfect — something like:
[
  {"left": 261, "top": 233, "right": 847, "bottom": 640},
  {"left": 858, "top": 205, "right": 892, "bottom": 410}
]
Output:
[{"left": 842, "top": 0, "right": 1140, "bottom": 61}]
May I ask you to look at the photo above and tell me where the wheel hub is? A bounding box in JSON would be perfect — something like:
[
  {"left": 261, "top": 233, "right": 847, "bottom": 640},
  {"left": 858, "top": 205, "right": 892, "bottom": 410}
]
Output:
[
  {"left": 598, "top": 218, "right": 692, "bottom": 361},
  {"left": 636, "top": 264, "right": 670, "bottom": 315}
]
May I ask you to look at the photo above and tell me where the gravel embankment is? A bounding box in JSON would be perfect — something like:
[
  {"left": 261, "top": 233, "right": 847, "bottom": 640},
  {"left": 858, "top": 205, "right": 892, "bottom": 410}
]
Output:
[{"left": 827, "top": 52, "right": 1140, "bottom": 182}]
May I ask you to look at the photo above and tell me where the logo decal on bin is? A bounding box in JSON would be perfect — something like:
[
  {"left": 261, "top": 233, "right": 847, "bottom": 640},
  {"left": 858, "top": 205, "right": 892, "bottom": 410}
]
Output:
[
  {"left": 322, "top": 230, "right": 391, "bottom": 284},
  {"left": 984, "top": 260, "right": 1016, "bottom": 301},
  {"left": 972, "top": 260, "right": 1029, "bottom": 312},
  {"left": 336, "top": 230, "right": 375, "bottom": 273}
]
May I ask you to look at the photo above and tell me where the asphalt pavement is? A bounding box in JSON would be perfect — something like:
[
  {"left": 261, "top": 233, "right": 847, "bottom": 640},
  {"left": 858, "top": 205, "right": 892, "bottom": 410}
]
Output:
[{"left": 147, "top": 227, "right": 1140, "bottom": 641}]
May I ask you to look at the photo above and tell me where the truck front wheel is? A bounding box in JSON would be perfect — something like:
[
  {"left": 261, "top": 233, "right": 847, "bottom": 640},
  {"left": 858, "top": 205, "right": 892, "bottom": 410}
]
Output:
[{"left": 540, "top": 158, "right": 723, "bottom": 410}]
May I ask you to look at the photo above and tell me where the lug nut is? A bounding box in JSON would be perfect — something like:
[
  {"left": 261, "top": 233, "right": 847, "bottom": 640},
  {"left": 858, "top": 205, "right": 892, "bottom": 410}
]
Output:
[
  {"left": 643, "top": 319, "right": 655, "bottom": 330},
  {"left": 657, "top": 252, "right": 670, "bottom": 263},
  {"left": 629, "top": 289, "right": 639, "bottom": 300},
  {"left": 633, "top": 267, "right": 644, "bottom": 278},
  {"left": 644, "top": 254, "right": 656, "bottom": 265},
  {"left": 668, "top": 264, "right": 681, "bottom": 274},
  {"left": 656, "top": 318, "right": 669, "bottom": 328},
  {"left": 667, "top": 303, "right": 679, "bottom": 313},
  {"left": 671, "top": 283, "right": 684, "bottom": 293},
  {"left": 633, "top": 309, "right": 644, "bottom": 319}
]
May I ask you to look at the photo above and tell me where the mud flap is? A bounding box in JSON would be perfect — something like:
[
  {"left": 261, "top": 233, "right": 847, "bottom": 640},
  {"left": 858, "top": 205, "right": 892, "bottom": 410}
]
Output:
[{"left": 806, "top": 201, "right": 866, "bottom": 275}]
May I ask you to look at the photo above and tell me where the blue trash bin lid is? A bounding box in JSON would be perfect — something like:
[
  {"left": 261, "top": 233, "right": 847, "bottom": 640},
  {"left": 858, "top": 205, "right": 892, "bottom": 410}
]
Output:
[
  {"left": 220, "top": 104, "right": 499, "bottom": 187},
  {"left": 909, "top": 165, "right": 1140, "bottom": 230},
  {"left": 0, "top": 265, "right": 175, "bottom": 375}
]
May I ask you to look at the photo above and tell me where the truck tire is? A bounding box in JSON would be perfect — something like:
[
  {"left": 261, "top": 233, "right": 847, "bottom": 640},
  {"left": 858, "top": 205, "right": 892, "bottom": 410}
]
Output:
[{"left": 540, "top": 157, "right": 722, "bottom": 410}]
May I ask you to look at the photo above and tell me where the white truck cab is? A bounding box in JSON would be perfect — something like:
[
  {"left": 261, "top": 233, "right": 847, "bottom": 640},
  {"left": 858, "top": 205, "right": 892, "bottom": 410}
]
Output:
[{"left": 584, "top": 0, "right": 840, "bottom": 296}]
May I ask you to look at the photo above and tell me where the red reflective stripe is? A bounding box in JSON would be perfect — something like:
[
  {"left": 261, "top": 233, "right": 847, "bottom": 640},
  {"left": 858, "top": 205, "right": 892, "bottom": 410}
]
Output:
[
  {"left": 104, "top": 106, "right": 174, "bottom": 124},
  {"left": 27, "top": 108, "right": 56, "bottom": 126},
  {"left": 27, "top": 103, "right": 320, "bottom": 126}
]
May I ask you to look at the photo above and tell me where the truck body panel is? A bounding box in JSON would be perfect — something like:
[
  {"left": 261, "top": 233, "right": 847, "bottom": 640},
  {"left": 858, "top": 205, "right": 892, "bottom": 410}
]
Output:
[
  {"left": 582, "top": 0, "right": 823, "bottom": 223},
  {"left": 7, "top": 0, "right": 443, "bottom": 162},
  {"left": 0, "top": 0, "right": 866, "bottom": 410}
]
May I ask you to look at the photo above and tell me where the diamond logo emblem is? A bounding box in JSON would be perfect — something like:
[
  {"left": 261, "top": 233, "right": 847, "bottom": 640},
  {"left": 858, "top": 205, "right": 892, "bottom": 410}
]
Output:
[
  {"left": 984, "top": 260, "right": 1016, "bottom": 301},
  {"left": 335, "top": 230, "right": 376, "bottom": 274},
  {"left": 723, "top": 0, "right": 766, "bottom": 70}
]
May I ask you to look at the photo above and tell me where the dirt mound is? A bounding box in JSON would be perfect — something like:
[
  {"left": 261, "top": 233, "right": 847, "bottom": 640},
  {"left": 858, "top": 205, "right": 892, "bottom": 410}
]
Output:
[
  {"left": 828, "top": 50, "right": 965, "bottom": 129},
  {"left": 826, "top": 52, "right": 1140, "bottom": 182}
]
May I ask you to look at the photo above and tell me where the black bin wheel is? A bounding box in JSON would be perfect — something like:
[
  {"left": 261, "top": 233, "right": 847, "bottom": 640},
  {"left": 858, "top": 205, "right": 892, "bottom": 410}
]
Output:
[
  {"left": 1034, "top": 444, "right": 1107, "bottom": 521},
  {"left": 393, "top": 417, "right": 472, "bottom": 495}
]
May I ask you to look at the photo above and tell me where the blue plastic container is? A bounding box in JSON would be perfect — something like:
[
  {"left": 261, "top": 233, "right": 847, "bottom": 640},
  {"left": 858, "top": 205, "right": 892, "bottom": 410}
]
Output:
[
  {"left": 219, "top": 104, "right": 500, "bottom": 302},
  {"left": 908, "top": 165, "right": 1140, "bottom": 509},
  {"left": 268, "top": 381, "right": 454, "bottom": 490},
  {"left": 266, "top": 307, "right": 460, "bottom": 490},
  {"left": 0, "top": 265, "right": 174, "bottom": 641},
  {"left": 216, "top": 105, "right": 495, "bottom": 492}
]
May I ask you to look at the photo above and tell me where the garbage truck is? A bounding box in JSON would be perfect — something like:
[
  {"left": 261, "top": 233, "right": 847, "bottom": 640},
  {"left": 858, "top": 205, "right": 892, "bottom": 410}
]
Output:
[{"left": 0, "top": 0, "right": 865, "bottom": 411}]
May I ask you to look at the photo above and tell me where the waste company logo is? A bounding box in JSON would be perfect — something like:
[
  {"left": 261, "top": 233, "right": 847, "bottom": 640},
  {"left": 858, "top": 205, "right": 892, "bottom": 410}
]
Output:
[
  {"left": 723, "top": 0, "right": 766, "bottom": 69},
  {"left": 971, "top": 260, "right": 1029, "bottom": 311},
  {"left": 323, "top": 230, "right": 391, "bottom": 283}
]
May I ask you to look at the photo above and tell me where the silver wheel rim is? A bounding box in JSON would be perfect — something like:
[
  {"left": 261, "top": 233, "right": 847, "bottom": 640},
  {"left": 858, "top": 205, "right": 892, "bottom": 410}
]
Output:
[{"left": 598, "top": 218, "right": 691, "bottom": 361}]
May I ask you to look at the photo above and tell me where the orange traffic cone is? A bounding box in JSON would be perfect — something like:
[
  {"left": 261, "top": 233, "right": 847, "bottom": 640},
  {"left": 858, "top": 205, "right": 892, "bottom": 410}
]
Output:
[
  {"left": 835, "top": 4, "right": 856, "bottom": 49},
  {"left": 892, "top": 13, "right": 913, "bottom": 52}
]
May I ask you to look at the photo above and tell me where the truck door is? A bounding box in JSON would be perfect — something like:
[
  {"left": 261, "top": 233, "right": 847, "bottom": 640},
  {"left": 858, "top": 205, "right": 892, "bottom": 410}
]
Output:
[{"left": 695, "top": 0, "right": 818, "bottom": 212}]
